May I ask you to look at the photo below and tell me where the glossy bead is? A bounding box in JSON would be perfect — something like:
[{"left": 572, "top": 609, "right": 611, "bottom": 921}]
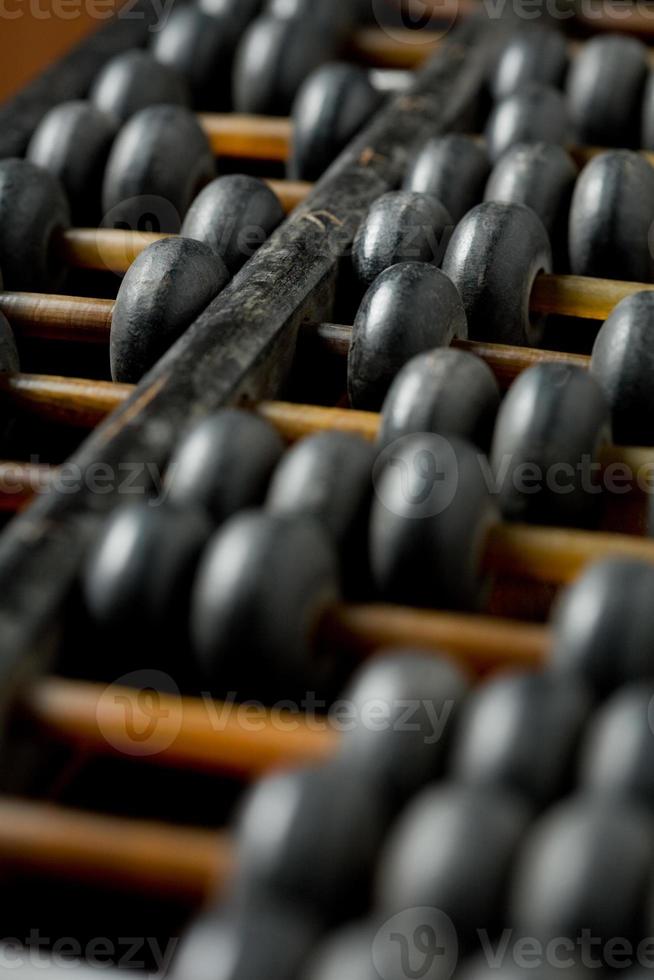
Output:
[
  {"left": 484, "top": 84, "right": 568, "bottom": 164},
  {"left": 484, "top": 142, "right": 576, "bottom": 251},
  {"left": 164, "top": 409, "right": 284, "bottom": 523},
  {"left": 442, "top": 202, "right": 551, "bottom": 346},
  {"left": 402, "top": 134, "right": 490, "bottom": 223},
  {"left": 0, "top": 158, "right": 70, "bottom": 291},
  {"left": 266, "top": 431, "right": 375, "bottom": 592},
  {"left": 490, "top": 364, "right": 610, "bottom": 527},
  {"left": 450, "top": 671, "right": 592, "bottom": 806},
  {"left": 82, "top": 503, "right": 211, "bottom": 654},
  {"left": 197, "top": 0, "right": 261, "bottom": 37},
  {"left": 509, "top": 796, "right": 654, "bottom": 948},
  {"left": 567, "top": 34, "right": 648, "bottom": 147},
  {"left": 111, "top": 238, "right": 228, "bottom": 383},
  {"left": 288, "top": 63, "right": 381, "bottom": 182},
  {"left": 266, "top": 0, "right": 354, "bottom": 36},
  {"left": 171, "top": 902, "right": 316, "bottom": 980},
  {"left": 150, "top": 6, "right": 234, "bottom": 109},
  {"left": 234, "top": 765, "right": 388, "bottom": 922},
  {"left": 233, "top": 14, "right": 336, "bottom": 116},
  {"left": 569, "top": 151, "right": 654, "bottom": 283},
  {"left": 491, "top": 26, "right": 568, "bottom": 101},
  {"left": 348, "top": 263, "right": 467, "bottom": 411},
  {"left": 89, "top": 50, "right": 189, "bottom": 123},
  {"left": 370, "top": 435, "right": 498, "bottom": 610},
  {"left": 102, "top": 105, "right": 215, "bottom": 234},
  {"left": 378, "top": 348, "right": 500, "bottom": 451},
  {"left": 26, "top": 101, "right": 117, "bottom": 225},
  {"left": 335, "top": 651, "right": 469, "bottom": 809},
  {"left": 377, "top": 784, "right": 530, "bottom": 947},
  {"left": 191, "top": 512, "right": 340, "bottom": 700},
  {"left": 579, "top": 683, "right": 654, "bottom": 810},
  {"left": 550, "top": 558, "right": 654, "bottom": 696},
  {"left": 591, "top": 292, "right": 654, "bottom": 445},
  {"left": 181, "top": 174, "right": 284, "bottom": 274},
  {"left": 352, "top": 191, "right": 452, "bottom": 289}
]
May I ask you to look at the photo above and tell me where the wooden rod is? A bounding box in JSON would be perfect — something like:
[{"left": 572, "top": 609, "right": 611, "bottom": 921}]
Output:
[
  {"left": 198, "top": 112, "right": 292, "bottom": 161},
  {"left": 0, "top": 461, "right": 53, "bottom": 510},
  {"left": 530, "top": 274, "right": 654, "bottom": 321},
  {"left": 0, "top": 798, "right": 231, "bottom": 901},
  {"left": 0, "top": 374, "right": 131, "bottom": 429},
  {"left": 0, "top": 293, "right": 114, "bottom": 344}
]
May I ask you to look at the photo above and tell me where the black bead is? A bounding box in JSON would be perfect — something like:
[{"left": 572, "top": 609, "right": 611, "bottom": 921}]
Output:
[
  {"left": 591, "top": 291, "right": 654, "bottom": 445},
  {"left": 370, "top": 434, "right": 498, "bottom": 610},
  {"left": 233, "top": 14, "right": 336, "bottom": 116},
  {"left": 490, "top": 363, "right": 610, "bottom": 527},
  {"left": 164, "top": 409, "right": 284, "bottom": 523},
  {"left": 484, "top": 84, "right": 568, "bottom": 164},
  {"left": 197, "top": 0, "right": 261, "bottom": 37},
  {"left": 377, "top": 784, "right": 530, "bottom": 948},
  {"left": 0, "top": 158, "right": 70, "bottom": 292},
  {"left": 0, "top": 311, "right": 19, "bottom": 374},
  {"left": 348, "top": 263, "right": 467, "bottom": 411},
  {"left": 288, "top": 63, "right": 382, "bottom": 182},
  {"left": 352, "top": 191, "right": 452, "bottom": 289},
  {"left": 191, "top": 512, "right": 340, "bottom": 700},
  {"left": 181, "top": 174, "right": 284, "bottom": 274},
  {"left": 450, "top": 670, "right": 592, "bottom": 806},
  {"left": 233, "top": 765, "right": 389, "bottom": 923},
  {"left": 111, "top": 238, "right": 228, "bottom": 383},
  {"left": 403, "top": 134, "right": 490, "bottom": 223},
  {"left": 335, "top": 650, "right": 469, "bottom": 809},
  {"left": 378, "top": 348, "right": 500, "bottom": 451},
  {"left": 484, "top": 142, "right": 576, "bottom": 255},
  {"left": 266, "top": 0, "right": 354, "bottom": 37},
  {"left": 550, "top": 558, "right": 654, "bottom": 696},
  {"left": 509, "top": 796, "right": 654, "bottom": 952},
  {"left": 89, "top": 50, "right": 190, "bottom": 123},
  {"left": 266, "top": 431, "right": 375, "bottom": 593},
  {"left": 491, "top": 26, "right": 568, "bottom": 101},
  {"left": 442, "top": 201, "right": 551, "bottom": 346},
  {"left": 102, "top": 105, "right": 215, "bottom": 234},
  {"left": 150, "top": 6, "right": 235, "bottom": 110},
  {"left": 569, "top": 151, "right": 654, "bottom": 283},
  {"left": 567, "top": 34, "right": 648, "bottom": 147},
  {"left": 26, "top": 101, "right": 117, "bottom": 225}
]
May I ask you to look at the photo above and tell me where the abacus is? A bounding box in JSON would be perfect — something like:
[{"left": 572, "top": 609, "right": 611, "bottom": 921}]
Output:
[{"left": 3, "top": 0, "right": 654, "bottom": 976}]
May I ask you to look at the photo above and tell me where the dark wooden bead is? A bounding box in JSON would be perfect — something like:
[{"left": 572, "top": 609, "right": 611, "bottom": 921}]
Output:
[
  {"left": 491, "top": 26, "right": 568, "bottom": 101},
  {"left": 197, "top": 0, "right": 261, "bottom": 37},
  {"left": 370, "top": 434, "right": 498, "bottom": 610},
  {"left": 82, "top": 502, "right": 212, "bottom": 657},
  {"left": 267, "top": 0, "right": 354, "bottom": 37},
  {"left": 569, "top": 151, "right": 654, "bottom": 283},
  {"left": 402, "top": 134, "right": 490, "bottom": 223},
  {"left": 26, "top": 101, "right": 117, "bottom": 225},
  {"left": 591, "top": 292, "right": 654, "bottom": 445},
  {"left": 266, "top": 431, "right": 375, "bottom": 593},
  {"left": 111, "top": 238, "right": 228, "bottom": 383},
  {"left": 442, "top": 201, "right": 551, "bottom": 346},
  {"left": 164, "top": 409, "right": 284, "bottom": 523},
  {"left": 450, "top": 671, "right": 592, "bottom": 806},
  {"left": 348, "top": 263, "right": 467, "bottom": 411},
  {"left": 150, "top": 6, "right": 235, "bottom": 110},
  {"left": 335, "top": 650, "right": 469, "bottom": 809},
  {"left": 378, "top": 348, "right": 500, "bottom": 451},
  {"left": 377, "top": 784, "right": 530, "bottom": 948},
  {"left": 89, "top": 49, "right": 190, "bottom": 123},
  {"left": 490, "top": 363, "right": 610, "bottom": 527},
  {"left": 484, "top": 84, "right": 568, "bottom": 164},
  {"left": 0, "top": 158, "right": 70, "bottom": 291},
  {"left": 550, "top": 558, "right": 654, "bottom": 696},
  {"left": 233, "top": 14, "right": 336, "bottom": 116},
  {"left": 288, "top": 63, "right": 382, "bottom": 182},
  {"left": 191, "top": 512, "right": 340, "bottom": 700},
  {"left": 234, "top": 765, "right": 388, "bottom": 922},
  {"left": 567, "top": 34, "right": 648, "bottom": 147},
  {"left": 484, "top": 142, "right": 576, "bottom": 254},
  {"left": 181, "top": 174, "right": 284, "bottom": 274},
  {"left": 0, "top": 311, "right": 19, "bottom": 374},
  {"left": 642, "top": 71, "right": 654, "bottom": 149},
  {"left": 509, "top": 796, "right": 654, "bottom": 950},
  {"left": 352, "top": 190, "right": 452, "bottom": 289},
  {"left": 102, "top": 105, "right": 215, "bottom": 234},
  {"left": 580, "top": 683, "right": 654, "bottom": 810}
]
